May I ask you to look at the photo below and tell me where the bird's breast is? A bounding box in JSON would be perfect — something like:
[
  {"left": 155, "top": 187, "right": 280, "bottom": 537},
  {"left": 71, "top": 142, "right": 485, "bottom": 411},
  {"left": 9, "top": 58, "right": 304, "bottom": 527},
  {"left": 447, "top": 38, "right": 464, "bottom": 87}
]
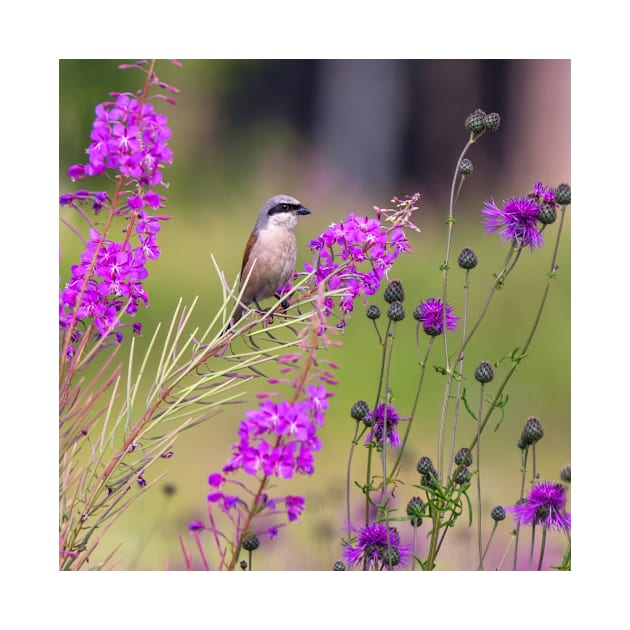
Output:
[{"left": 241, "top": 226, "right": 298, "bottom": 302}]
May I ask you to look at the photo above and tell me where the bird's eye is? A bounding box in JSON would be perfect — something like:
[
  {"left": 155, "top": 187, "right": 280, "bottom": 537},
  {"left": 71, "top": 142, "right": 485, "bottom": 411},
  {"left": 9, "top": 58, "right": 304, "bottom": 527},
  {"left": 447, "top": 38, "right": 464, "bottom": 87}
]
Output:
[{"left": 281, "top": 203, "right": 289, "bottom": 211}]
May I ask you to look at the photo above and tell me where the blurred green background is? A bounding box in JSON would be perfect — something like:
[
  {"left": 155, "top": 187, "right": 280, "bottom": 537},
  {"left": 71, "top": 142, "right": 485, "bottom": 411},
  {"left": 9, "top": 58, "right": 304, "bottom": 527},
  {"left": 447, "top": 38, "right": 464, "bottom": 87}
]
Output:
[{"left": 59, "top": 59, "right": 570, "bottom": 570}]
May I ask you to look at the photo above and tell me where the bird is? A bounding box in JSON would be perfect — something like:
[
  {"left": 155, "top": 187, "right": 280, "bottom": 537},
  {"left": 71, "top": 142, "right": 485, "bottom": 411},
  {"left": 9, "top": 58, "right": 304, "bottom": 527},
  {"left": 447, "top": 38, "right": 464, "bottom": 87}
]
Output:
[{"left": 230, "top": 194, "right": 311, "bottom": 326}]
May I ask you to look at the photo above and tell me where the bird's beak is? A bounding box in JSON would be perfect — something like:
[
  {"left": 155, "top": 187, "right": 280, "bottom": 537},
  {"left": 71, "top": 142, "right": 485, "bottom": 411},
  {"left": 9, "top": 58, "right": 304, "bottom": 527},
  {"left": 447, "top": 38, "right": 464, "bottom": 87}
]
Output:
[{"left": 298, "top": 206, "right": 311, "bottom": 216}]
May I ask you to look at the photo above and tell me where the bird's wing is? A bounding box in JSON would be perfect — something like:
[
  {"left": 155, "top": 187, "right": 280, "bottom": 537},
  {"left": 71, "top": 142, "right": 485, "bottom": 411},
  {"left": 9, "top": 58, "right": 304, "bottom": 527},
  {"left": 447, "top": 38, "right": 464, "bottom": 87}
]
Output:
[{"left": 241, "top": 232, "right": 257, "bottom": 275}]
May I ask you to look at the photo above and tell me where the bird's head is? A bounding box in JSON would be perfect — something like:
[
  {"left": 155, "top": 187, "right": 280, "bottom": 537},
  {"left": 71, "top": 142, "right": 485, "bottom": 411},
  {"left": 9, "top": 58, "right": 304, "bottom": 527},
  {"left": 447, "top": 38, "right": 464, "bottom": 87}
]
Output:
[{"left": 255, "top": 194, "right": 311, "bottom": 232}]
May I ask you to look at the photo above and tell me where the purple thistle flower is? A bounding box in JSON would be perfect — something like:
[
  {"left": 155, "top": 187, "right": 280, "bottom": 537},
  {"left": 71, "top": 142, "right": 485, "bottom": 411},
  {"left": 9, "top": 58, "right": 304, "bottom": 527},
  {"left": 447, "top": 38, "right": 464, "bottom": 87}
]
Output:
[
  {"left": 343, "top": 522, "right": 411, "bottom": 570},
  {"left": 414, "top": 298, "right": 459, "bottom": 336},
  {"left": 482, "top": 195, "right": 544, "bottom": 251},
  {"left": 364, "top": 403, "right": 407, "bottom": 448},
  {"left": 531, "top": 181, "right": 556, "bottom": 203},
  {"left": 509, "top": 481, "right": 571, "bottom": 532}
]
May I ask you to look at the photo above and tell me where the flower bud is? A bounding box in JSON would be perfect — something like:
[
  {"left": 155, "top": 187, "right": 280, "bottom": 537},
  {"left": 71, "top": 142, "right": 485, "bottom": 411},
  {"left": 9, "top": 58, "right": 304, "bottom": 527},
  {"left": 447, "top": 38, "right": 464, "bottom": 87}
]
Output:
[
  {"left": 387, "top": 301, "right": 405, "bottom": 322},
  {"left": 384, "top": 280, "right": 405, "bottom": 303},
  {"left": 465, "top": 109, "right": 486, "bottom": 134},
  {"left": 474, "top": 361, "right": 494, "bottom": 384},
  {"left": 555, "top": 183, "right": 571, "bottom": 205},
  {"left": 458, "top": 247, "right": 478, "bottom": 269},
  {"left": 458, "top": 158, "right": 474, "bottom": 176}
]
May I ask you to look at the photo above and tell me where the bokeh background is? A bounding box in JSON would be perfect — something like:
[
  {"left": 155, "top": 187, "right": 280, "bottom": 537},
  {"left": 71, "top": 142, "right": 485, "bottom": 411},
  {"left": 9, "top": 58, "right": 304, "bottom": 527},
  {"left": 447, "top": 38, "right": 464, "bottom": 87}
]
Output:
[{"left": 59, "top": 59, "right": 570, "bottom": 570}]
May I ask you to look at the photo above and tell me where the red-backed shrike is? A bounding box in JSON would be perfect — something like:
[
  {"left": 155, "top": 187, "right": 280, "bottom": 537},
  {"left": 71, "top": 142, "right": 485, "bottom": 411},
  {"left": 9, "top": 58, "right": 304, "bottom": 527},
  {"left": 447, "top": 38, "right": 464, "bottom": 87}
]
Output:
[{"left": 231, "top": 194, "right": 311, "bottom": 324}]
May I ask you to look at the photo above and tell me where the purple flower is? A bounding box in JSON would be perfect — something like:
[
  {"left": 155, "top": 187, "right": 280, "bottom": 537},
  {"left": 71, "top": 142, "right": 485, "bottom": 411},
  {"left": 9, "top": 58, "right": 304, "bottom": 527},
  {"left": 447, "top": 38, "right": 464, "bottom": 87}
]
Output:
[
  {"left": 60, "top": 67, "right": 177, "bottom": 346},
  {"left": 343, "top": 522, "right": 411, "bottom": 570},
  {"left": 509, "top": 481, "right": 571, "bottom": 532},
  {"left": 482, "top": 195, "right": 543, "bottom": 251},
  {"left": 532, "top": 181, "right": 556, "bottom": 203},
  {"left": 285, "top": 495, "right": 305, "bottom": 522},
  {"left": 73, "top": 94, "right": 174, "bottom": 184},
  {"left": 305, "top": 207, "right": 414, "bottom": 319},
  {"left": 208, "top": 473, "right": 224, "bottom": 487},
  {"left": 413, "top": 298, "right": 459, "bottom": 336},
  {"left": 306, "top": 384, "right": 329, "bottom": 425},
  {"left": 222, "top": 386, "right": 330, "bottom": 487},
  {"left": 59, "top": 211, "right": 169, "bottom": 339},
  {"left": 364, "top": 403, "right": 407, "bottom": 448}
]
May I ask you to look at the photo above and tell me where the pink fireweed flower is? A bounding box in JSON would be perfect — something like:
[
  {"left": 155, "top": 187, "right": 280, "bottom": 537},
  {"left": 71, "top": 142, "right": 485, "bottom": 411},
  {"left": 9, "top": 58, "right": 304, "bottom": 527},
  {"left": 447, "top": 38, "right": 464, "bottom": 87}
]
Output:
[
  {"left": 60, "top": 63, "right": 177, "bottom": 343},
  {"left": 304, "top": 197, "right": 417, "bottom": 319},
  {"left": 59, "top": 211, "right": 169, "bottom": 338},
  {"left": 211, "top": 381, "right": 332, "bottom": 526}
]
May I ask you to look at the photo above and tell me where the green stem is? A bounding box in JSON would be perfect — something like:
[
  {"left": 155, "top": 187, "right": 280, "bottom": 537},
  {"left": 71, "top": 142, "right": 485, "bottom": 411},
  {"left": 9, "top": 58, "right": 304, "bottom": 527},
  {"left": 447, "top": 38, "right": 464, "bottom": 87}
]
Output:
[
  {"left": 537, "top": 527, "right": 548, "bottom": 571},
  {"left": 476, "top": 384, "right": 484, "bottom": 570},
  {"left": 390, "top": 335, "right": 434, "bottom": 479}
]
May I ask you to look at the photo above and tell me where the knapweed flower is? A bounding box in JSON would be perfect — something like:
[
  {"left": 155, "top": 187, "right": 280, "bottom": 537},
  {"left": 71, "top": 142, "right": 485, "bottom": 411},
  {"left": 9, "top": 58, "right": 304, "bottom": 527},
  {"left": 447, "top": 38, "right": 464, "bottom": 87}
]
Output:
[
  {"left": 364, "top": 403, "right": 407, "bottom": 448},
  {"left": 305, "top": 198, "right": 416, "bottom": 320},
  {"left": 509, "top": 481, "right": 571, "bottom": 532},
  {"left": 482, "top": 183, "right": 558, "bottom": 251},
  {"left": 413, "top": 298, "right": 459, "bottom": 336},
  {"left": 343, "top": 522, "right": 411, "bottom": 570},
  {"left": 482, "top": 196, "right": 543, "bottom": 250}
]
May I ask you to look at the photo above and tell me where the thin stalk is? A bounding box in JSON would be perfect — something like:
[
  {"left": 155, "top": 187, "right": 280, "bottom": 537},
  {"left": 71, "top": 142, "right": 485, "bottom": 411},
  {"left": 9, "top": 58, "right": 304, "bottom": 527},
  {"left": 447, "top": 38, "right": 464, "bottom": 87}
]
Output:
[
  {"left": 345, "top": 421, "right": 363, "bottom": 541},
  {"left": 480, "top": 522, "right": 499, "bottom": 568},
  {"left": 446, "top": 267, "right": 471, "bottom": 480},
  {"left": 537, "top": 527, "right": 548, "bottom": 571},
  {"left": 476, "top": 384, "right": 484, "bottom": 570},
  {"left": 390, "top": 335, "right": 434, "bottom": 479},
  {"left": 437, "top": 246, "right": 515, "bottom": 479}
]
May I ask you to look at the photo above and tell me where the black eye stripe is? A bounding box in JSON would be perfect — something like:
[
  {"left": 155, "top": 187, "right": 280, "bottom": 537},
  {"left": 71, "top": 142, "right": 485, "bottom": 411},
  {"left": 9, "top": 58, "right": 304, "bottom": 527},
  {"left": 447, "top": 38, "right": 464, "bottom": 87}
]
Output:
[{"left": 268, "top": 203, "right": 298, "bottom": 216}]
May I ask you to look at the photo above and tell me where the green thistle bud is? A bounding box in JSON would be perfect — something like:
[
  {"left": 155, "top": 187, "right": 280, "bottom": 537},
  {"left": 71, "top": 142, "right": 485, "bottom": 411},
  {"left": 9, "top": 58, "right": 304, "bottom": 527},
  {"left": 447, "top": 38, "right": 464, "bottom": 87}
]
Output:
[
  {"left": 416, "top": 455, "right": 434, "bottom": 475},
  {"left": 483, "top": 112, "right": 501, "bottom": 132},
  {"left": 555, "top": 183, "right": 571, "bottom": 205},
  {"left": 537, "top": 202, "right": 557, "bottom": 225},
  {"left": 454, "top": 447, "right": 473, "bottom": 467},
  {"left": 465, "top": 109, "right": 486, "bottom": 134},
  {"left": 387, "top": 301, "right": 405, "bottom": 322},
  {"left": 366, "top": 304, "right": 381, "bottom": 320},
  {"left": 242, "top": 535, "right": 260, "bottom": 551},
  {"left": 378, "top": 545, "right": 401, "bottom": 568},
  {"left": 239, "top": 560, "right": 248, "bottom": 570},
  {"left": 458, "top": 247, "right": 478, "bottom": 269},
  {"left": 560, "top": 465, "right": 571, "bottom": 483},
  {"left": 522, "top": 416, "right": 544, "bottom": 445},
  {"left": 421, "top": 472, "right": 438, "bottom": 490},
  {"left": 350, "top": 400, "right": 370, "bottom": 421},
  {"left": 490, "top": 506, "right": 506, "bottom": 522},
  {"left": 474, "top": 361, "right": 494, "bottom": 384},
  {"left": 406, "top": 496, "right": 424, "bottom": 527},
  {"left": 516, "top": 436, "right": 528, "bottom": 450},
  {"left": 458, "top": 158, "right": 474, "bottom": 175},
  {"left": 422, "top": 322, "right": 441, "bottom": 337},
  {"left": 333, "top": 560, "right": 346, "bottom": 571},
  {"left": 455, "top": 467, "right": 471, "bottom": 485},
  {"left": 384, "top": 280, "right": 405, "bottom": 303}
]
